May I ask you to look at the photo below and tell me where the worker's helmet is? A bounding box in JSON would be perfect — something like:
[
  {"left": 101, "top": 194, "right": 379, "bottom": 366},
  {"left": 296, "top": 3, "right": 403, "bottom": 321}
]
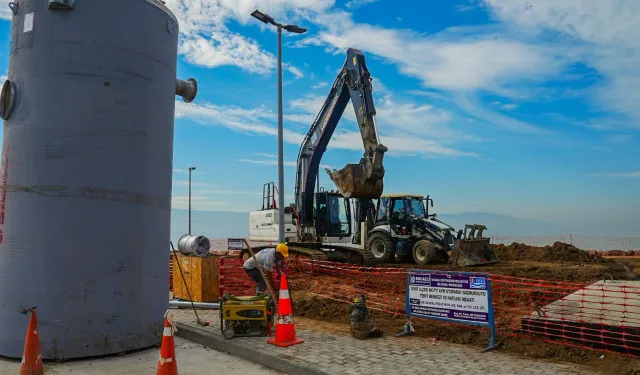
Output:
[{"left": 276, "top": 243, "right": 289, "bottom": 258}]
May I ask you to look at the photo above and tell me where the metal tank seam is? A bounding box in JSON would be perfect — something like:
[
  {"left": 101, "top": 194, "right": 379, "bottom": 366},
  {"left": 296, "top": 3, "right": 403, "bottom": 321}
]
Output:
[{"left": 5, "top": 185, "right": 170, "bottom": 210}]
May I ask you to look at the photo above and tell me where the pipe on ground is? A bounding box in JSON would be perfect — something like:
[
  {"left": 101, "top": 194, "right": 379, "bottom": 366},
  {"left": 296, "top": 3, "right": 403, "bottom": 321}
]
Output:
[{"left": 169, "top": 300, "right": 220, "bottom": 309}]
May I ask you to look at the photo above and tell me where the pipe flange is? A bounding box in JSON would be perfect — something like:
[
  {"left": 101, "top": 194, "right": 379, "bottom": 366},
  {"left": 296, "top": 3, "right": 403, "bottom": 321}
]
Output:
[{"left": 0, "top": 79, "right": 17, "bottom": 121}]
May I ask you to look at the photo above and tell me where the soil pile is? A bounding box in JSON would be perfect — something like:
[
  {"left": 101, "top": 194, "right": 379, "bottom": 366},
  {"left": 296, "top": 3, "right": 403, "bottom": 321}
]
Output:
[
  {"left": 604, "top": 250, "right": 640, "bottom": 257},
  {"left": 492, "top": 241, "right": 607, "bottom": 263},
  {"left": 292, "top": 294, "right": 350, "bottom": 323}
]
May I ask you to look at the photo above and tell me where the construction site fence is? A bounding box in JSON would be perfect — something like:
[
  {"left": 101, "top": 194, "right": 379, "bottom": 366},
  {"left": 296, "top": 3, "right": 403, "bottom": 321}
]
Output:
[
  {"left": 491, "top": 234, "right": 640, "bottom": 252},
  {"left": 218, "top": 256, "right": 640, "bottom": 358}
]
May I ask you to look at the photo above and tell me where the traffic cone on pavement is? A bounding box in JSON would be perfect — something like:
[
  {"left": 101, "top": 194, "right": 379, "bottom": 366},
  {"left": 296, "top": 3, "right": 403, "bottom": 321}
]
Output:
[
  {"left": 156, "top": 311, "right": 179, "bottom": 375},
  {"left": 267, "top": 274, "right": 304, "bottom": 347},
  {"left": 19, "top": 308, "right": 44, "bottom": 375}
]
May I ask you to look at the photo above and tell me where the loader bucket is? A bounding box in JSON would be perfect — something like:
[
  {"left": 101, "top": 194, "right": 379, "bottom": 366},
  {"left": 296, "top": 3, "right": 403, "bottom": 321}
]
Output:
[
  {"left": 448, "top": 224, "right": 500, "bottom": 267},
  {"left": 326, "top": 144, "right": 387, "bottom": 199}
]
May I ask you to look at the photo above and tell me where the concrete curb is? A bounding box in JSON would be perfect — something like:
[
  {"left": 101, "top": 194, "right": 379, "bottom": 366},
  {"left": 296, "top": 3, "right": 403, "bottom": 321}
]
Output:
[{"left": 175, "top": 323, "right": 331, "bottom": 375}]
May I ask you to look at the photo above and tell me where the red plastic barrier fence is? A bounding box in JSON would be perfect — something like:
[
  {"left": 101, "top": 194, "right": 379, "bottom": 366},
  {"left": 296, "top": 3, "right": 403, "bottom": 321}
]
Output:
[{"left": 219, "top": 256, "right": 640, "bottom": 357}]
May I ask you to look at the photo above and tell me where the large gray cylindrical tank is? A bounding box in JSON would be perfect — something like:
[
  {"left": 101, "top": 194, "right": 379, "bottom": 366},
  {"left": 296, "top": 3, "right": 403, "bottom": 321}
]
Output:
[{"left": 0, "top": 0, "right": 197, "bottom": 359}]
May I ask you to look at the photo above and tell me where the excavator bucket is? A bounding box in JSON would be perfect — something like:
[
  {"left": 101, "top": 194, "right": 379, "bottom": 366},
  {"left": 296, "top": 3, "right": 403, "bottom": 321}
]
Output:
[
  {"left": 448, "top": 224, "right": 500, "bottom": 267},
  {"left": 326, "top": 144, "right": 388, "bottom": 199}
]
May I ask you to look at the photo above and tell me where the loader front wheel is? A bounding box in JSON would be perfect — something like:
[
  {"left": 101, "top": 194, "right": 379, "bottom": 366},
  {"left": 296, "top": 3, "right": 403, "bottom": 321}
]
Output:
[
  {"left": 367, "top": 232, "right": 396, "bottom": 264},
  {"left": 412, "top": 240, "right": 445, "bottom": 266}
]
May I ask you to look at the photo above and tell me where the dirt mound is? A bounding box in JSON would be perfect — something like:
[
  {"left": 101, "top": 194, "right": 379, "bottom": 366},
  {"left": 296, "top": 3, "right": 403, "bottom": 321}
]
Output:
[
  {"left": 292, "top": 294, "right": 350, "bottom": 323},
  {"left": 604, "top": 250, "right": 640, "bottom": 257},
  {"left": 492, "top": 241, "right": 607, "bottom": 263}
]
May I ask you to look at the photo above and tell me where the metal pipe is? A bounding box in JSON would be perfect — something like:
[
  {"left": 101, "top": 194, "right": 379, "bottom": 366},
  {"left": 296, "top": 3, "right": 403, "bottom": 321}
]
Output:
[
  {"left": 169, "top": 300, "right": 220, "bottom": 309},
  {"left": 176, "top": 78, "right": 198, "bottom": 103}
]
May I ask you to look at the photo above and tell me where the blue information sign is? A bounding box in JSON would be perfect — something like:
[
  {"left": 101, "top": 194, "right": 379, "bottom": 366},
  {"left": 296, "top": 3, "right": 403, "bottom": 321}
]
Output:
[{"left": 406, "top": 269, "right": 498, "bottom": 351}]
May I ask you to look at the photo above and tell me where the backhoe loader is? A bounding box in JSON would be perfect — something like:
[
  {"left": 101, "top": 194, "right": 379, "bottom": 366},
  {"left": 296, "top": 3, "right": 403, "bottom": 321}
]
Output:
[
  {"left": 355, "top": 194, "right": 500, "bottom": 266},
  {"left": 245, "top": 48, "right": 499, "bottom": 267}
]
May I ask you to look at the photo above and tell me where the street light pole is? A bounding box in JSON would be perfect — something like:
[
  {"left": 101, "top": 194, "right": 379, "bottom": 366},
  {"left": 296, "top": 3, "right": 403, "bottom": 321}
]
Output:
[
  {"left": 188, "top": 166, "right": 196, "bottom": 235},
  {"left": 276, "top": 25, "right": 285, "bottom": 245},
  {"left": 251, "top": 9, "right": 306, "bottom": 245}
]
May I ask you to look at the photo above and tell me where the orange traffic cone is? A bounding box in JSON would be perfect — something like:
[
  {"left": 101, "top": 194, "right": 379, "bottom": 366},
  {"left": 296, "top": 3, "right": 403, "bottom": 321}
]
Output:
[
  {"left": 156, "top": 311, "right": 179, "bottom": 375},
  {"left": 267, "top": 274, "right": 304, "bottom": 347},
  {"left": 19, "top": 308, "right": 44, "bottom": 375}
]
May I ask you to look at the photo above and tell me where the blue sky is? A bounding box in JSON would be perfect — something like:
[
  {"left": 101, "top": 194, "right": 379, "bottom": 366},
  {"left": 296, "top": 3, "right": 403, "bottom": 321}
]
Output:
[{"left": 0, "top": 0, "right": 638, "bottom": 232}]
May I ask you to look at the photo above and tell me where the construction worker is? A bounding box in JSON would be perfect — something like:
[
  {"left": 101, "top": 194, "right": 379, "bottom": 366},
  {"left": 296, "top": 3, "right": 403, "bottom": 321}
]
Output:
[{"left": 243, "top": 243, "right": 288, "bottom": 295}]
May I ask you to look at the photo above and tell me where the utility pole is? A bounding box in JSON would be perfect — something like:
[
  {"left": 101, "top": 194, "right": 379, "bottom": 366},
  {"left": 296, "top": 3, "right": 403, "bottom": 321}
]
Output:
[
  {"left": 250, "top": 9, "right": 306, "bottom": 244},
  {"left": 188, "top": 166, "right": 196, "bottom": 234}
]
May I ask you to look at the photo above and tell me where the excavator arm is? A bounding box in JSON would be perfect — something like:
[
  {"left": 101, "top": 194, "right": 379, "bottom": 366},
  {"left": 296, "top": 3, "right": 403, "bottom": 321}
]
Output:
[{"left": 294, "top": 48, "right": 388, "bottom": 225}]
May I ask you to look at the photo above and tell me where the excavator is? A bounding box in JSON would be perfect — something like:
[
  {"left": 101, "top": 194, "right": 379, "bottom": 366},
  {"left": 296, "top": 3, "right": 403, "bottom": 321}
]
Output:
[
  {"left": 247, "top": 48, "right": 386, "bottom": 265},
  {"left": 246, "top": 48, "right": 499, "bottom": 267}
]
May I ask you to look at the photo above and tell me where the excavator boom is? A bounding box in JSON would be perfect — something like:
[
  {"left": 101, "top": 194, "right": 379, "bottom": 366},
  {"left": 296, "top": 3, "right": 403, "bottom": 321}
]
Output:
[
  {"left": 295, "top": 48, "right": 387, "bottom": 226},
  {"left": 325, "top": 49, "right": 387, "bottom": 198}
]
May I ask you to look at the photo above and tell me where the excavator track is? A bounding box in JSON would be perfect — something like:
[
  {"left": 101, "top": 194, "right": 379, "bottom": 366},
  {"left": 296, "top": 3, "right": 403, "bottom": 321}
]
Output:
[
  {"left": 288, "top": 245, "right": 330, "bottom": 262},
  {"left": 240, "top": 244, "right": 377, "bottom": 266},
  {"left": 332, "top": 245, "right": 377, "bottom": 267},
  {"left": 239, "top": 244, "right": 329, "bottom": 263}
]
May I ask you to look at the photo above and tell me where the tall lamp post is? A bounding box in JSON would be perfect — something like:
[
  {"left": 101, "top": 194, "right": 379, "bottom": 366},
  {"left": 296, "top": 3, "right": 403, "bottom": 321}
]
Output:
[
  {"left": 188, "top": 166, "right": 196, "bottom": 235},
  {"left": 250, "top": 9, "right": 306, "bottom": 245}
]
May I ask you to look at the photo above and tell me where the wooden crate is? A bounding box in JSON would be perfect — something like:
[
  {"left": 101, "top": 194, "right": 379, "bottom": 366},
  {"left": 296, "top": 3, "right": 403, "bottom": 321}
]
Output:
[{"left": 172, "top": 253, "right": 220, "bottom": 302}]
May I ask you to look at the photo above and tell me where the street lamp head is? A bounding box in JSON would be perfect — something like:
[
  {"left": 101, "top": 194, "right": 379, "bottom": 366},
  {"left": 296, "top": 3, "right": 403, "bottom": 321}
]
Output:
[
  {"left": 283, "top": 24, "right": 307, "bottom": 34},
  {"left": 251, "top": 9, "right": 275, "bottom": 25},
  {"left": 189, "top": 166, "right": 196, "bottom": 171}
]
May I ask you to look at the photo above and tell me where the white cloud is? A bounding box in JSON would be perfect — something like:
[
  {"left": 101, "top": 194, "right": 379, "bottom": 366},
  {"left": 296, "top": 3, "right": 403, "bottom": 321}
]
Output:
[
  {"left": 481, "top": 0, "right": 640, "bottom": 128},
  {"left": 456, "top": 1, "right": 479, "bottom": 12},
  {"left": 590, "top": 171, "right": 640, "bottom": 178},
  {"left": 490, "top": 101, "right": 518, "bottom": 111},
  {"left": 179, "top": 30, "right": 274, "bottom": 74},
  {"left": 288, "top": 1, "right": 640, "bottom": 135},
  {"left": 345, "top": 0, "right": 379, "bottom": 9},
  {"left": 177, "top": 95, "right": 475, "bottom": 158},
  {"left": 312, "top": 81, "right": 329, "bottom": 89},
  {"left": 455, "top": 93, "right": 548, "bottom": 134},
  {"left": 163, "top": 0, "right": 324, "bottom": 77},
  {"left": 0, "top": 7, "right": 12, "bottom": 21},
  {"left": 254, "top": 152, "right": 277, "bottom": 158},
  {"left": 298, "top": 20, "right": 567, "bottom": 94}
]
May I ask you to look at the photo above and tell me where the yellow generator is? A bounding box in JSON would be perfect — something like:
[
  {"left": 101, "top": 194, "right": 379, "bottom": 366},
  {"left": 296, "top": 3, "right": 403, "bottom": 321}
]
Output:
[{"left": 219, "top": 293, "right": 275, "bottom": 339}]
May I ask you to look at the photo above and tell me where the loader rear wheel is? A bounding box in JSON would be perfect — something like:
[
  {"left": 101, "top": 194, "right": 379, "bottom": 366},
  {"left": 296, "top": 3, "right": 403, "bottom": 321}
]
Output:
[
  {"left": 367, "top": 232, "right": 396, "bottom": 263},
  {"left": 412, "top": 240, "right": 446, "bottom": 266}
]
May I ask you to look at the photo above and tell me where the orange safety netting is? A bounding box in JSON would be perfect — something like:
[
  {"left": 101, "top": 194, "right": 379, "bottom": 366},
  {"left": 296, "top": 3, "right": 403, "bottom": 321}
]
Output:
[{"left": 218, "top": 256, "right": 640, "bottom": 357}]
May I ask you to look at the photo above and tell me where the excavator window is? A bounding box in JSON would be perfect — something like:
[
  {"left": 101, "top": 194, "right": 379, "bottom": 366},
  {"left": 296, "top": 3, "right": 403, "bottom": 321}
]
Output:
[
  {"left": 407, "top": 198, "right": 425, "bottom": 217},
  {"left": 376, "top": 197, "right": 388, "bottom": 222},
  {"left": 315, "top": 193, "right": 351, "bottom": 238},
  {"left": 392, "top": 199, "right": 405, "bottom": 215}
]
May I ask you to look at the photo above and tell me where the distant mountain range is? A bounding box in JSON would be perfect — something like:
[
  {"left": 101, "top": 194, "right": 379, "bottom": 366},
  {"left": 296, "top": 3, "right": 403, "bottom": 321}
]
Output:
[{"left": 171, "top": 209, "right": 637, "bottom": 244}]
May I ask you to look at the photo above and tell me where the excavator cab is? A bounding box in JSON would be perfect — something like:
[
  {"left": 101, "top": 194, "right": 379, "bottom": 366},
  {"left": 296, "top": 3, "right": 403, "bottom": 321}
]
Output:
[{"left": 315, "top": 191, "right": 352, "bottom": 239}]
